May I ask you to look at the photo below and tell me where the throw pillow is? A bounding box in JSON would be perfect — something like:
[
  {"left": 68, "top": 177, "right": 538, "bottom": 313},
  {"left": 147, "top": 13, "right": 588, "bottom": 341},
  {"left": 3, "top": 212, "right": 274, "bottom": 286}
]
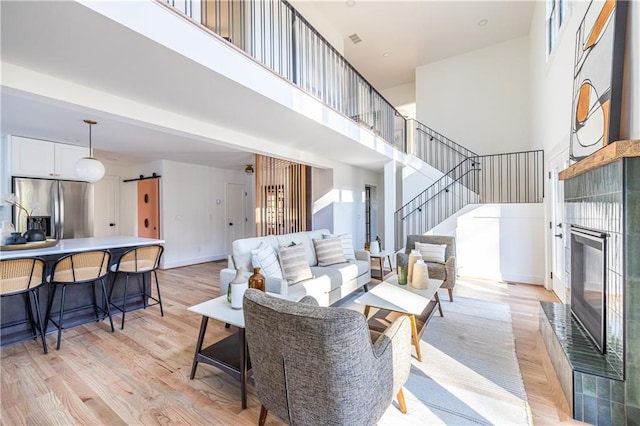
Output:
[
  {"left": 278, "top": 244, "right": 313, "bottom": 284},
  {"left": 251, "top": 242, "right": 283, "bottom": 279},
  {"left": 313, "top": 237, "right": 347, "bottom": 266},
  {"left": 415, "top": 242, "right": 447, "bottom": 264},
  {"left": 324, "top": 233, "right": 356, "bottom": 260}
]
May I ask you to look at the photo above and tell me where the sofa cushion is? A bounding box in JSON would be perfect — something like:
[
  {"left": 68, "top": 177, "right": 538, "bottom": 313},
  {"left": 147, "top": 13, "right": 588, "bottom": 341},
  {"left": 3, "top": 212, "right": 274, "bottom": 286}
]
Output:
[
  {"left": 251, "top": 242, "right": 283, "bottom": 279},
  {"left": 313, "top": 238, "right": 347, "bottom": 266},
  {"left": 323, "top": 233, "right": 356, "bottom": 260},
  {"left": 415, "top": 242, "right": 447, "bottom": 264},
  {"left": 276, "top": 232, "right": 318, "bottom": 266},
  {"left": 278, "top": 244, "right": 313, "bottom": 284}
]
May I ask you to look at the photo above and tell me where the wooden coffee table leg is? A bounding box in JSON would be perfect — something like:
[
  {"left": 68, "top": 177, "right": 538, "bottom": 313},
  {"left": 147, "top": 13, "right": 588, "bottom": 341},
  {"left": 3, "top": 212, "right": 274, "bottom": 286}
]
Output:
[
  {"left": 190, "top": 316, "right": 209, "bottom": 379},
  {"left": 409, "top": 314, "right": 422, "bottom": 362},
  {"left": 363, "top": 305, "right": 371, "bottom": 319}
]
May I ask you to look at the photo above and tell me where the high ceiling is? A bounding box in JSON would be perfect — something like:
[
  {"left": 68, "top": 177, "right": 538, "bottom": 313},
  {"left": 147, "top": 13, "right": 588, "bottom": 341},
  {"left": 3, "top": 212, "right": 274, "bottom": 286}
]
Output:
[
  {"left": 1, "top": 1, "right": 535, "bottom": 170},
  {"left": 312, "top": 0, "right": 535, "bottom": 91}
]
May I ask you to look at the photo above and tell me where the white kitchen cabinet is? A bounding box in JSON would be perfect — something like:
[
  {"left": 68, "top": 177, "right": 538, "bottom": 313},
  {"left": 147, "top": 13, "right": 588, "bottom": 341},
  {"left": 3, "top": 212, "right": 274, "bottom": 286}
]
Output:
[{"left": 10, "top": 136, "right": 87, "bottom": 180}]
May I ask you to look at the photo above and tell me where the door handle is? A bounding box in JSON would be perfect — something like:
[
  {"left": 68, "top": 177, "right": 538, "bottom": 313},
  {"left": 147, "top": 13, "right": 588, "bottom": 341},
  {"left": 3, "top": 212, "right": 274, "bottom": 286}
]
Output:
[
  {"left": 554, "top": 234, "right": 562, "bottom": 238},
  {"left": 109, "top": 223, "right": 115, "bottom": 227},
  {"left": 229, "top": 222, "right": 233, "bottom": 226}
]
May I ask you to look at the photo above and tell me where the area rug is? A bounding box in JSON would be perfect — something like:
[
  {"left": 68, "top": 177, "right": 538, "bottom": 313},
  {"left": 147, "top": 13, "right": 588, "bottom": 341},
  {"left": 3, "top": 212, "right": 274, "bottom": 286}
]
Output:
[{"left": 376, "top": 296, "right": 532, "bottom": 425}]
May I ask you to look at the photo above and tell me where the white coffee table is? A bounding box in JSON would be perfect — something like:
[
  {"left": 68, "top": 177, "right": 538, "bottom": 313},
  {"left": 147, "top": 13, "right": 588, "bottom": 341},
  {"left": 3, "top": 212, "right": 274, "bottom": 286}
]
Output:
[
  {"left": 355, "top": 275, "right": 443, "bottom": 362},
  {"left": 188, "top": 296, "right": 251, "bottom": 408}
]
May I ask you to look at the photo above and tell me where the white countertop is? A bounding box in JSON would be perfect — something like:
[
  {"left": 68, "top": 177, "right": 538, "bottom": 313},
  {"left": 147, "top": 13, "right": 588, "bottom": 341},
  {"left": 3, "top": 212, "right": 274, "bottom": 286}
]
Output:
[{"left": 0, "top": 236, "right": 165, "bottom": 260}]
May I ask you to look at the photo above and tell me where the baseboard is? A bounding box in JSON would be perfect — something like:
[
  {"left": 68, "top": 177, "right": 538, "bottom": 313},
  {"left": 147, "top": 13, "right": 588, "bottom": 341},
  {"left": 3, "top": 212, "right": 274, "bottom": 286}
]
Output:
[{"left": 162, "top": 254, "right": 227, "bottom": 270}]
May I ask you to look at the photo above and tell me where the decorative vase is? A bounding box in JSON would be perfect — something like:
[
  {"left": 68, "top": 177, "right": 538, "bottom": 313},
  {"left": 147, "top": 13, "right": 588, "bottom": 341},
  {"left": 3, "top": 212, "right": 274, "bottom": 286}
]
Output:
[
  {"left": 229, "top": 268, "right": 248, "bottom": 309},
  {"left": 397, "top": 265, "right": 408, "bottom": 285},
  {"left": 23, "top": 218, "right": 46, "bottom": 242},
  {"left": 249, "top": 267, "right": 266, "bottom": 292},
  {"left": 407, "top": 249, "right": 422, "bottom": 284},
  {"left": 1, "top": 221, "right": 15, "bottom": 245},
  {"left": 369, "top": 240, "right": 380, "bottom": 254},
  {"left": 411, "top": 259, "right": 430, "bottom": 289}
]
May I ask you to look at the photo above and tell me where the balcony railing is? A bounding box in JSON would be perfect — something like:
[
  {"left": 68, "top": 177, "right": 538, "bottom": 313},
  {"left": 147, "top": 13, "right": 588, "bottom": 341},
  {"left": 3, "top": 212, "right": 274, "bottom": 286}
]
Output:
[{"left": 164, "top": 0, "right": 405, "bottom": 150}]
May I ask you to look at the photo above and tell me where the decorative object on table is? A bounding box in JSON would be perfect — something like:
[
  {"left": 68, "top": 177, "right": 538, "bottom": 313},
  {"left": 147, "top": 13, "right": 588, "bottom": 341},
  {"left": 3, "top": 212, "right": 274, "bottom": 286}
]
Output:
[
  {"left": 411, "top": 259, "right": 430, "bottom": 289},
  {"left": 4, "top": 232, "right": 27, "bottom": 245},
  {"left": 23, "top": 218, "right": 46, "bottom": 242},
  {"left": 2, "top": 194, "right": 39, "bottom": 235},
  {"left": 75, "top": 119, "right": 105, "bottom": 183},
  {"left": 248, "top": 267, "right": 266, "bottom": 292},
  {"left": 229, "top": 268, "right": 248, "bottom": 309},
  {"left": 369, "top": 240, "right": 380, "bottom": 254},
  {"left": 569, "top": 0, "right": 628, "bottom": 161},
  {"left": 407, "top": 249, "right": 422, "bottom": 284},
  {"left": 397, "top": 265, "right": 408, "bottom": 285},
  {"left": 376, "top": 235, "right": 382, "bottom": 250},
  {"left": 1, "top": 221, "right": 15, "bottom": 244},
  {"left": 0, "top": 239, "right": 58, "bottom": 251}
]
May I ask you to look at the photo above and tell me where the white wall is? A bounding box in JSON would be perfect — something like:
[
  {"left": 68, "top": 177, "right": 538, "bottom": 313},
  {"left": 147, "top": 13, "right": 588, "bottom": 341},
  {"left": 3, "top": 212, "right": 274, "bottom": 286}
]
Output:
[
  {"left": 416, "top": 36, "right": 532, "bottom": 154},
  {"left": 159, "top": 159, "right": 253, "bottom": 269},
  {"left": 312, "top": 160, "right": 382, "bottom": 251},
  {"left": 450, "top": 204, "right": 545, "bottom": 284},
  {"left": 381, "top": 82, "right": 416, "bottom": 107}
]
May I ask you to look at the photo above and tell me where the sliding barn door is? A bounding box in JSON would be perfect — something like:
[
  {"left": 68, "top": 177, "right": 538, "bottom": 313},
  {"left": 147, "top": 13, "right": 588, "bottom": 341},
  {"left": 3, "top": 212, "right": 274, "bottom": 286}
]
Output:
[{"left": 137, "top": 178, "right": 160, "bottom": 239}]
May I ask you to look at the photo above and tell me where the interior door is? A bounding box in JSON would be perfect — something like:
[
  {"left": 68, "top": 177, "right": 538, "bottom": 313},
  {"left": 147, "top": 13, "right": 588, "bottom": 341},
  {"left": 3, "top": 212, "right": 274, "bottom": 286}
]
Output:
[
  {"left": 226, "top": 182, "right": 247, "bottom": 251},
  {"left": 550, "top": 153, "right": 568, "bottom": 302},
  {"left": 94, "top": 175, "right": 119, "bottom": 237},
  {"left": 138, "top": 178, "right": 160, "bottom": 239}
]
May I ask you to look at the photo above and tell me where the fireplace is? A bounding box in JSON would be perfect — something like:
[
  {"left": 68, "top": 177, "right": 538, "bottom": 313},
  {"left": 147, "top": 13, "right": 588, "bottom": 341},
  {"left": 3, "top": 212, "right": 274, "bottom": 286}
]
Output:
[{"left": 570, "top": 225, "right": 607, "bottom": 353}]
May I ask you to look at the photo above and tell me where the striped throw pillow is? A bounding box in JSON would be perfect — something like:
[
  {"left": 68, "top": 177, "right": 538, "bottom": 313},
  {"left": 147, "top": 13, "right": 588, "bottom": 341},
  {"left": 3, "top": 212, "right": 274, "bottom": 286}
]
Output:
[
  {"left": 323, "top": 233, "right": 356, "bottom": 260},
  {"left": 278, "top": 244, "right": 313, "bottom": 284},
  {"left": 415, "top": 242, "right": 447, "bottom": 264},
  {"left": 251, "top": 242, "right": 283, "bottom": 279},
  {"left": 313, "top": 238, "right": 347, "bottom": 266}
]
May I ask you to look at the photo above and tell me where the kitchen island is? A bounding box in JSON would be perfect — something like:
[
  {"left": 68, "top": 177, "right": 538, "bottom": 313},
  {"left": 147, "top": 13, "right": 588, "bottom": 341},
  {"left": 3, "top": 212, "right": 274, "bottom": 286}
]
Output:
[{"left": 1, "top": 236, "right": 165, "bottom": 346}]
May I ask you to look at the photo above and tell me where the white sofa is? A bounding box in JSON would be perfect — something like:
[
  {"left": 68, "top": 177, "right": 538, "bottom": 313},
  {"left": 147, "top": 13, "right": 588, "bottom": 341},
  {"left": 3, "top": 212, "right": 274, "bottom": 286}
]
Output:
[{"left": 219, "top": 229, "right": 371, "bottom": 306}]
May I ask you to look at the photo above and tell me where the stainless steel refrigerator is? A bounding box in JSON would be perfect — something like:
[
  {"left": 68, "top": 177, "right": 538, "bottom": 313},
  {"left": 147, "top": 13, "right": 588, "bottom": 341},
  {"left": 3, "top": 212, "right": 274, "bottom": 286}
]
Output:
[{"left": 12, "top": 177, "right": 94, "bottom": 239}]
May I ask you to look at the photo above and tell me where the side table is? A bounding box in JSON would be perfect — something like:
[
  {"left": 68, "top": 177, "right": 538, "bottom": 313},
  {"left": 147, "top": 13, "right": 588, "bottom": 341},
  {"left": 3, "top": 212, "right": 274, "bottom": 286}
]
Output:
[
  {"left": 188, "top": 296, "right": 251, "bottom": 409},
  {"left": 369, "top": 250, "right": 394, "bottom": 280}
]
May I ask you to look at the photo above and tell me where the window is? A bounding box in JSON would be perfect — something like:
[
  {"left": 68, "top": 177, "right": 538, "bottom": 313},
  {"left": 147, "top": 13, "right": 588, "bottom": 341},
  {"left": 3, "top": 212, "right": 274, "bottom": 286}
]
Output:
[{"left": 546, "top": 0, "right": 567, "bottom": 57}]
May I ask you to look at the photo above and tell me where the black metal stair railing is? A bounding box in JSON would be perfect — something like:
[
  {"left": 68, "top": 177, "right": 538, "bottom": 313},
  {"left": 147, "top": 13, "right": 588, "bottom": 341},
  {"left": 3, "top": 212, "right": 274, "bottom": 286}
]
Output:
[
  {"left": 408, "top": 119, "right": 479, "bottom": 174},
  {"left": 394, "top": 150, "right": 544, "bottom": 251},
  {"left": 163, "top": 0, "right": 406, "bottom": 151}
]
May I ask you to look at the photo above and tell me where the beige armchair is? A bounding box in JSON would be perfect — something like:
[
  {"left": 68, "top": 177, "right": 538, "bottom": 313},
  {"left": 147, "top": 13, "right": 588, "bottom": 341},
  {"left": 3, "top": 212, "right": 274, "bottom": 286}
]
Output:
[
  {"left": 397, "top": 235, "right": 456, "bottom": 301},
  {"left": 243, "top": 289, "right": 412, "bottom": 426}
]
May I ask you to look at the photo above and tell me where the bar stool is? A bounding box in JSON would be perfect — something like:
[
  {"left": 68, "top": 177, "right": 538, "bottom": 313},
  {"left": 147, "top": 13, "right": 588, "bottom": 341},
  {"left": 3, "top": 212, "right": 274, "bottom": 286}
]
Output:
[
  {"left": 108, "top": 244, "right": 164, "bottom": 329},
  {"left": 0, "top": 257, "right": 48, "bottom": 354},
  {"left": 45, "top": 250, "right": 114, "bottom": 350}
]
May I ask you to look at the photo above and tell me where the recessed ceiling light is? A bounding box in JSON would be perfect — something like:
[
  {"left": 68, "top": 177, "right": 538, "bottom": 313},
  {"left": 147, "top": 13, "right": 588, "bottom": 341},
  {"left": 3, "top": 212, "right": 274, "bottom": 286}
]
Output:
[
  {"left": 383, "top": 52, "right": 390, "bottom": 57},
  {"left": 478, "top": 19, "right": 488, "bottom": 27},
  {"left": 346, "top": 0, "right": 355, "bottom": 7}
]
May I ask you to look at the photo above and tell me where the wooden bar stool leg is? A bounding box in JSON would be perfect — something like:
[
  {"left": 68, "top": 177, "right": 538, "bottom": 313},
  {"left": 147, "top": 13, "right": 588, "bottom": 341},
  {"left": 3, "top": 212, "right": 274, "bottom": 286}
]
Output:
[{"left": 397, "top": 388, "right": 407, "bottom": 414}]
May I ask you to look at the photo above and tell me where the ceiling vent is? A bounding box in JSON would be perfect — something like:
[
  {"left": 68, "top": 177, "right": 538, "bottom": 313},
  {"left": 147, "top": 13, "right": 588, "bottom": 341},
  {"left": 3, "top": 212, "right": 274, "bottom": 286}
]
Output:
[{"left": 348, "top": 33, "right": 362, "bottom": 44}]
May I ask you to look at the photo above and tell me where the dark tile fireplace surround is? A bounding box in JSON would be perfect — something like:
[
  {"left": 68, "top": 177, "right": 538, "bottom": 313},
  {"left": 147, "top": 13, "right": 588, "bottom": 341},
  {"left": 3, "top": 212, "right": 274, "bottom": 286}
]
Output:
[{"left": 540, "top": 142, "right": 640, "bottom": 426}]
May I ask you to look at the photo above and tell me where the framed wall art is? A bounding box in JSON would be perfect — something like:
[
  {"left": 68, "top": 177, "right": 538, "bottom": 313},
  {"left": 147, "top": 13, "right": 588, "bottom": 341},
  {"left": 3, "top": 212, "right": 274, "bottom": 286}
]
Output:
[{"left": 570, "top": 0, "right": 628, "bottom": 161}]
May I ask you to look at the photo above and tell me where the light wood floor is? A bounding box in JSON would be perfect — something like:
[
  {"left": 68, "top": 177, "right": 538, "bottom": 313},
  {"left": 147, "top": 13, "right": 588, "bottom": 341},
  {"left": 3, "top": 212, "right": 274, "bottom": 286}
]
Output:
[{"left": 1, "top": 261, "right": 581, "bottom": 425}]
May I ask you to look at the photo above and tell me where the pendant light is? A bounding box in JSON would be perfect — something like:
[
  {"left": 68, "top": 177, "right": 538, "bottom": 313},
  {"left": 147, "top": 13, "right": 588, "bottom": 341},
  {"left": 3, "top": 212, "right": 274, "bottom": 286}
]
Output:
[{"left": 75, "top": 119, "right": 105, "bottom": 183}]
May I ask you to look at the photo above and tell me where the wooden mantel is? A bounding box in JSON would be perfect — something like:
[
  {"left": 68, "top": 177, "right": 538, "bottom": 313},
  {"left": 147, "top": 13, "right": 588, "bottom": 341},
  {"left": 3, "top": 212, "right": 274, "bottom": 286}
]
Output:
[{"left": 559, "top": 140, "right": 640, "bottom": 180}]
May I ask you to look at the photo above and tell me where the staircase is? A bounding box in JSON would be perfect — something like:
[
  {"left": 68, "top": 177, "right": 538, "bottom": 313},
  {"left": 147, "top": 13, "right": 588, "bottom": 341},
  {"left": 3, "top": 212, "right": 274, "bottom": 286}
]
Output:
[{"left": 395, "top": 120, "right": 544, "bottom": 250}]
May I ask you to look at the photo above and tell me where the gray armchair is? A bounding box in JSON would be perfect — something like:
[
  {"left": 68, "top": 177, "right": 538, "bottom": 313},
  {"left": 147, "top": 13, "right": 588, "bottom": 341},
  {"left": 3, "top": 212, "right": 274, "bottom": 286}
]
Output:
[
  {"left": 243, "top": 289, "right": 412, "bottom": 426},
  {"left": 397, "top": 235, "right": 456, "bottom": 301}
]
